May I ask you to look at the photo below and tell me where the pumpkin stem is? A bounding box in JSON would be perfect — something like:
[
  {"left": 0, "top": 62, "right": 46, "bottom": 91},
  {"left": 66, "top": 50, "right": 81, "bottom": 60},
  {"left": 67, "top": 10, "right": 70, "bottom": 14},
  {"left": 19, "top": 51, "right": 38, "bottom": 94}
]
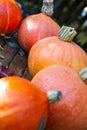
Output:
[
  {"left": 79, "top": 67, "right": 87, "bottom": 84},
  {"left": 47, "top": 90, "right": 62, "bottom": 104},
  {"left": 58, "top": 25, "right": 77, "bottom": 42},
  {"left": 41, "top": 0, "right": 54, "bottom": 16}
]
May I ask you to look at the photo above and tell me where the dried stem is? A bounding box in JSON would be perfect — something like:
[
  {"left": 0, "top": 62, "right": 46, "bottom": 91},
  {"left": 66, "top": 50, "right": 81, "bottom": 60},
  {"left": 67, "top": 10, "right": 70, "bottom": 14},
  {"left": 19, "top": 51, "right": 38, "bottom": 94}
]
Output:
[
  {"left": 47, "top": 90, "right": 62, "bottom": 104},
  {"left": 79, "top": 67, "right": 87, "bottom": 84},
  {"left": 58, "top": 25, "right": 77, "bottom": 42},
  {"left": 41, "top": 0, "right": 54, "bottom": 16}
]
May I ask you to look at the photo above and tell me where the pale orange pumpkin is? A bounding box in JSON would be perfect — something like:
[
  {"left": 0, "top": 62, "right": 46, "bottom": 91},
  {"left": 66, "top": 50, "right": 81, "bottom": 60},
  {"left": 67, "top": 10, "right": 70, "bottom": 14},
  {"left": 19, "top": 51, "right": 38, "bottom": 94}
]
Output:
[
  {"left": 28, "top": 26, "right": 87, "bottom": 77},
  {"left": 31, "top": 65, "right": 87, "bottom": 130}
]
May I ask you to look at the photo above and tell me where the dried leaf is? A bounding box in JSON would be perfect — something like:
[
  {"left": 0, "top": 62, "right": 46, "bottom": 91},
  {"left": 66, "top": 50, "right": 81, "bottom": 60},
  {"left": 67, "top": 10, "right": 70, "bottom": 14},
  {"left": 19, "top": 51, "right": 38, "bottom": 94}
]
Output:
[{"left": 0, "top": 64, "right": 14, "bottom": 78}]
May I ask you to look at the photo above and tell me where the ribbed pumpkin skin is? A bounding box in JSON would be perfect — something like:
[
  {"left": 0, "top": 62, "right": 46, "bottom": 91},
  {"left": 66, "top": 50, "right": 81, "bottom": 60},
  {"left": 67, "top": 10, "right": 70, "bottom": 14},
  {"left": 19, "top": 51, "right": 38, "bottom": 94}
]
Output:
[
  {"left": 28, "top": 36, "right": 87, "bottom": 77},
  {"left": 0, "top": 76, "right": 48, "bottom": 130},
  {"left": 31, "top": 65, "right": 87, "bottom": 130},
  {"left": 0, "top": 0, "right": 22, "bottom": 34},
  {"left": 18, "top": 13, "right": 60, "bottom": 52}
]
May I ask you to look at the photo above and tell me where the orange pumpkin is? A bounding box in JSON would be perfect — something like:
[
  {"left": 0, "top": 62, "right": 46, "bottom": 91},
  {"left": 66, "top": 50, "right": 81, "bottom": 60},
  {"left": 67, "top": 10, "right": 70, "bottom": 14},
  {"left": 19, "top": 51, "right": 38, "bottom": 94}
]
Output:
[
  {"left": 31, "top": 65, "right": 87, "bottom": 130},
  {"left": 0, "top": 76, "right": 61, "bottom": 130},
  {"left": 17, "top": 0, "right": 60, "bottom": 52},
  {"left": 0, "top": 0, "right": 22, "bottom": 34},
  {"left": 28, "top": 26, "right": 87, "bottom": 77}
]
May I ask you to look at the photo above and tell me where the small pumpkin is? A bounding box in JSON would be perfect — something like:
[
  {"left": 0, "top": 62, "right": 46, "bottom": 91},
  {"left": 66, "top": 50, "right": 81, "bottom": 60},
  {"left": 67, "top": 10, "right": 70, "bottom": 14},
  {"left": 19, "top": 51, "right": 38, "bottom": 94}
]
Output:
[
  {"left": 17, "top": 0, "right": 60, "bottom": 52},
  {"left": 0, "top": 76, "right": 61, "bottom": 130},
  {"left": 31, "top": 65, "right": 87, "bottom": 130},
  {"left": 0, "top": 0, "right": 22, "bottom": 34},
  {"left": 28, "top": 26, "right": 87, "bottom": 77}
]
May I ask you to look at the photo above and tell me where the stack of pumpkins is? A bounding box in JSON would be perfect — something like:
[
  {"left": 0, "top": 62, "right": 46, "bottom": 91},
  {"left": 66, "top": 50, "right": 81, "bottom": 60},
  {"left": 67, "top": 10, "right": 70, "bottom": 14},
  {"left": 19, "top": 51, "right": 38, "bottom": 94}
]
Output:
[{"left": 0, "top": 0, "right": 87, "bottom": 130}]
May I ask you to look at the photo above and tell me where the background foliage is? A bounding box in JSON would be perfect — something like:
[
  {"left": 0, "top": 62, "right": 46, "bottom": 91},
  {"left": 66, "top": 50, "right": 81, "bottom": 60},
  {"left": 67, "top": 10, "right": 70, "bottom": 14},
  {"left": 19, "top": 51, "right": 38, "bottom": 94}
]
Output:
[{"left": 16, "top": 0, "right": 87, "bottom": 52}]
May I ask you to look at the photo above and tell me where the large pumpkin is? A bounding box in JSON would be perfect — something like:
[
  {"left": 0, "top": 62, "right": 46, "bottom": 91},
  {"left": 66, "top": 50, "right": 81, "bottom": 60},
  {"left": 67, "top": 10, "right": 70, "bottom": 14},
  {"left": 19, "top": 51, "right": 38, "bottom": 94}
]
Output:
[
  {"left": 0, "top": 76, "right": 61, "bottom": 130},
  {"left": 28, "top": 26, "right": 87, "bottom": 77},
  {"left": 0, "top": 0, "right": 22, "bottom": 34},
  {"left": 17, "top": 0, "right": 60, "bottom": 52},
  {"left": 31, "top": 65, "right": 87, "bottom": 130}
]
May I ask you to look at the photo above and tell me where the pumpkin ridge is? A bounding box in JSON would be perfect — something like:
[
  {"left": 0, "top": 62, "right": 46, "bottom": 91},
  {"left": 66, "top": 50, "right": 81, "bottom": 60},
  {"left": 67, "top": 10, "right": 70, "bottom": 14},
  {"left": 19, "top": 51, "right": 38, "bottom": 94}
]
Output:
[
  {"left": 4, "top": 2, "right": 10, "bottom": 33},
  {"left": 77, "top": 46, "right": 83, "bottom": 72},
  {"left": 76, "top": 44, "right": 87, "bottom": 71},
  {"left": 62, "top": 43, "right": 69, "bottom": 66},
  {"left": 70, "top": 43, "right": 75, "bottom": 69},
  {"left": 13, "top": 1, "right": 22, "bottom": 29}
]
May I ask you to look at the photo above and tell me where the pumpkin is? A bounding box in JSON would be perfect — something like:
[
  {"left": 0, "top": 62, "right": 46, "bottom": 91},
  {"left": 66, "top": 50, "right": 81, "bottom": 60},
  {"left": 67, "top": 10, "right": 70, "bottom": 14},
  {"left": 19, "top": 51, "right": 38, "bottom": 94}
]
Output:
[
  {"left": 31, "top": 65, "right": 87, "bottom": 130},
  {"left": 0, "top": 0, "right": 22, "bottom": 34},
  {"left": 0, "top": 76, "right": 62, "bottom": 130},
  {"left": 28, "top": 26, "right": 87, "bottom": 77},
  {"left": 17, "top": 0, "right": 60, "bottom": 52}
]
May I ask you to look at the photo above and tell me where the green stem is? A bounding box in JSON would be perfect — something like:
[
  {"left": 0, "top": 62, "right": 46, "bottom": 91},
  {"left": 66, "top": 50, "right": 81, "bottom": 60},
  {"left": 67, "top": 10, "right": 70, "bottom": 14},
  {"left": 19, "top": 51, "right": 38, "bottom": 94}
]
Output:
[
  {"left": 41, "top": 0, "right": 54, "bottom": 16},
  {"left": 47, "top": 90, "right": 62, "bottom": 104},
  {"left": 79, "top": 67, "right": 87, "bottom": 84},
  {"left": 58, "top": 25, "right": 77, "bottom": 42}
]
